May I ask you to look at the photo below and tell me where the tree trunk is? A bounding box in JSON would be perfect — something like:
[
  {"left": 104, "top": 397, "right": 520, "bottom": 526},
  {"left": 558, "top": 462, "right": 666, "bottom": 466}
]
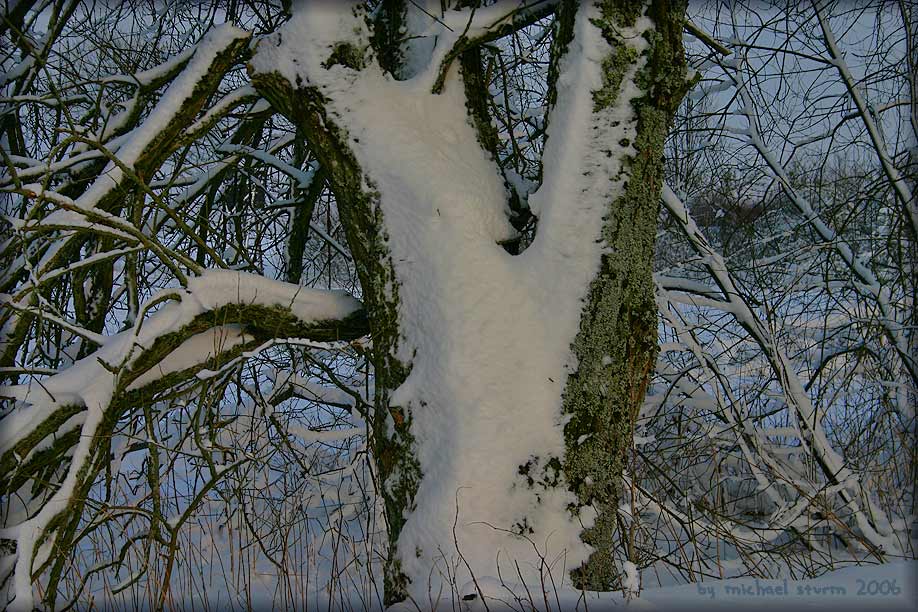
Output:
[
  {"left": 250, "top": 0, "right": 689, "bottom": 604},
  {"left": 556, "top": 0, "right": 690, "bottom": 589}
]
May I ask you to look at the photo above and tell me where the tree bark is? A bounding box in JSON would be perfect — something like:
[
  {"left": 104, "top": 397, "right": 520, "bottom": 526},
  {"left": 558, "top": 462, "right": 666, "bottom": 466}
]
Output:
[
  {"left": 248, "top": 67, "right": 419, "bottom": 603},
  {"left": 249, "top": 0, "right": 690, "bottom": 603},
  {"left": 556, "top": 0, "right": 690, "bottom": 589}
]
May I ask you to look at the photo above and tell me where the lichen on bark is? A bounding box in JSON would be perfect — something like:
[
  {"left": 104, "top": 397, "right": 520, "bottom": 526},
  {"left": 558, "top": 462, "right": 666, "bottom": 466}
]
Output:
[
  {"left": 249, "top": 63, "right": 421, "bottom": 605},
  {"left": 556, "top": 0, "right": 692, "bottom": 591},
  {"left": 249, "top": 0, "right": 691, "bottom": 602}
]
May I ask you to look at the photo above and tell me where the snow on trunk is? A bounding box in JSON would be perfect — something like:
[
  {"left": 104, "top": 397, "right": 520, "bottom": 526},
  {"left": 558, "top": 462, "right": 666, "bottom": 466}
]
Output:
[{"left": 250, "top": 0, "right": 688, "bottom": 603}]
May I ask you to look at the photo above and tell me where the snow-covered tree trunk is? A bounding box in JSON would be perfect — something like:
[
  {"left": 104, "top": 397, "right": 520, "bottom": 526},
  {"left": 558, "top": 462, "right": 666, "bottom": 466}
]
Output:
[{"left": 250, "top": 0, "right": 689, "bottom": 604}]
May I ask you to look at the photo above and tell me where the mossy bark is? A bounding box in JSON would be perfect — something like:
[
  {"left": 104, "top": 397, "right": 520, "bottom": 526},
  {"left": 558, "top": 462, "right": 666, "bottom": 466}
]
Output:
[
  {"left": 251, "top": 0, "right": 690, "bottom": 602},
  {"left": 554, "top": 0, "right": 691, "bottom": 590},
  {"left": 249, "top": 69, "right": 420, "bottom": 605}
]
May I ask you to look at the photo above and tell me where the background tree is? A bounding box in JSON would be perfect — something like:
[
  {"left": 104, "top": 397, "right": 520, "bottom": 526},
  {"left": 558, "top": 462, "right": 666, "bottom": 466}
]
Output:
[{"left": 647, "top": 0, "right": 915, "bottom": 583}]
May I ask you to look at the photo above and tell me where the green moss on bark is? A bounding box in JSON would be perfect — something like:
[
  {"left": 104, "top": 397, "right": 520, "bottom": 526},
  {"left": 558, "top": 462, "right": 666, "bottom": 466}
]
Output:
[
  {"left": 250, "top": 66, "right": 421, "bottom": 605},
  {"left": 592, "top": 42, "right": 638, "bottom": 111},
  {"left": 4, "top": 296, "right": 371, "bottom": 605},
  {"left": 556, "top": 0, "right": 691, "bottom": 591}
]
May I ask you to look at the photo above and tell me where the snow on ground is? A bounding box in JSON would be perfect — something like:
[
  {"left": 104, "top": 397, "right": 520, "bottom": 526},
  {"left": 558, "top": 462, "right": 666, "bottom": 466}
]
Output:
[
  {"left": 419, "top": 560, "right": 917, "bottom": 611},
  {"left": 91, "top": 558, "right": 916, "bottom": 610},
  {"left": 631, "top": 560, "right": 916, "bottom": 610}
]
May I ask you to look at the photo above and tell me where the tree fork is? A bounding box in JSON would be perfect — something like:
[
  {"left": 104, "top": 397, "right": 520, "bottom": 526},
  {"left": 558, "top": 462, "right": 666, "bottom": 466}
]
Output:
[{"left": 250, "top": 0, "right": 692, "bottom": 602}]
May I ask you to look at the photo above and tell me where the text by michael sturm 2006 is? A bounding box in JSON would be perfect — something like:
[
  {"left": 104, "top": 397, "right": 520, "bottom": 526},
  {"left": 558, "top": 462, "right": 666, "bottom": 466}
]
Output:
[{"left": 695, "top": 578, "right": 902, "bottom": 600}]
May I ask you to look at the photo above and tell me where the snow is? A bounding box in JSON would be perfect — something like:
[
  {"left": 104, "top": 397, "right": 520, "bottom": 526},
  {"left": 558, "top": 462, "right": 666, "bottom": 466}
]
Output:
[
  {"left": 103, "top": 47, "right": 195, "bottom": 87},
  {"left": 251, "top": 1, "right": 653, "bottom": 600},
  {"left": 39, "top": 24, "right": 251, "bottom": 227},
  {"left": 659, "top": 184, "right": 907, "bottom": 557},
  {"left": 7, "top": 2, "right": 912, "bottom": 610},
  {"left": 1, "top": 270, "right": 360, "bottom": 448},
  {"left": 125, "top": 325, "right": 251, "bottom": 390},
  {"left": 51, "top": 554, "right": 918, "bottom": 610},
  {"left": 386, "top": 560, "right": 917, "bottom": 611},
  {"left": 721, "top": 27, "right": 916, "bottom": 418},
  {"left": 622, "top": 560, "right": 640, "bottom": 596},
  {"left": 1, "top": 270, "right": 362, "bottom": 610},
  {"left": 183, "top": 85, "right": 259, "bottom": 136},
  {"left": 184, "top": 269, "right": 361, "bottom": 324},
  {"left": 216, "top": 142, "right": 315, "bottom": 187},
  {"left": 814, "top": 9, "right": 916, "bottom": 237}
]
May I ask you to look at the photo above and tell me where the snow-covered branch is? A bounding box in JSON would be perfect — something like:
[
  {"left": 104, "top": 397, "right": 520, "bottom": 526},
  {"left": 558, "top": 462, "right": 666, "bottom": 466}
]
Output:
[
  {"left": 0, "top": 270, "right": 366, "bottom": 610},
  {"left": 656, "top": 184, "right": 905, "bottom": 557}
]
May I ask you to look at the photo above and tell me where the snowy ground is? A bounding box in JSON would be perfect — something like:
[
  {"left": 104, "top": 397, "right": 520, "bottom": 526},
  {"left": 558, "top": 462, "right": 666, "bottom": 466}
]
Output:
[
  {"left": 609, "top": 561, "right": 914, "bottom": 611},
  {"left": 413, "top": 560, "right": 917, "bottom": 611},
  {"left": 95, "top": 559, "right": 915, "bottom": 611}
]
